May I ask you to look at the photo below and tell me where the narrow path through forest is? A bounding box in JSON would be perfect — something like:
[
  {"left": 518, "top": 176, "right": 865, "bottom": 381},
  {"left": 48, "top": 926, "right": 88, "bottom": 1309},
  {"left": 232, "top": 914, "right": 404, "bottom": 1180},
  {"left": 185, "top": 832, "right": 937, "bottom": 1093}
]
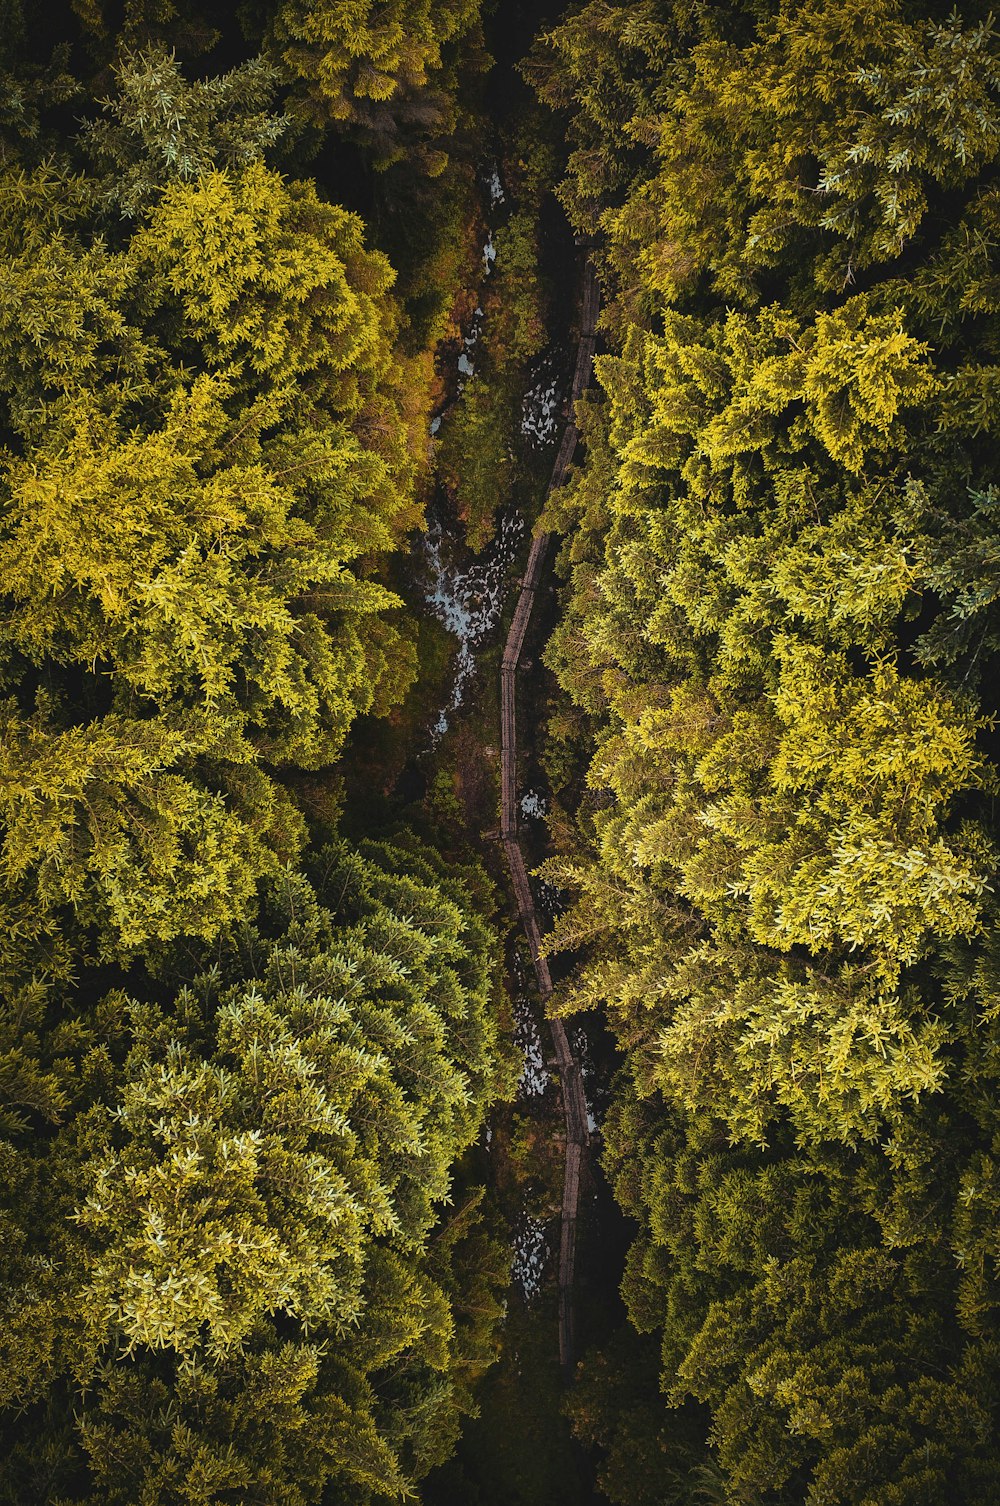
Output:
[{"left": 501, "top": 260, "right": 600, "bottom": 1374}]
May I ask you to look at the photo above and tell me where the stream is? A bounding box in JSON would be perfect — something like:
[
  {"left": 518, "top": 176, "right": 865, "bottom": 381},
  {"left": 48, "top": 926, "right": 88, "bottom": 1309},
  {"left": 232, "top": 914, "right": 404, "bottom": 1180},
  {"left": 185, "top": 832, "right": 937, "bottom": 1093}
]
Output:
[
  {"left": 420, "top": 504, "right": 524, "bottom": 740},
  {"left": 406, "top": 150, "right": 610, "bottom": 1406},
  {"left": 418, "top": 160, "right": 566, "bottom": 743},
  {"left": 411, "top": 36, "right": 625, "bottom": 1501}
]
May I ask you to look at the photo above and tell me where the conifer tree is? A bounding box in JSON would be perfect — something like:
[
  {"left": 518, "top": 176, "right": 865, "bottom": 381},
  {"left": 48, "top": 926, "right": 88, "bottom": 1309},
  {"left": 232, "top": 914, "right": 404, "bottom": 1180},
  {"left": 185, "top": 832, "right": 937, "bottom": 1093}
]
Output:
[
  {"left": 0, "top": 19, "right": 505, "bottom": 1506},
  {"left": 533, "top": 1, "right": 1000, "bottom": 1499},
  {"left": 0, "top": 839, "right": 509, "bottom": 1505},
  {"left": 0, "top": 51, "right": 420, "bottom": 964}
]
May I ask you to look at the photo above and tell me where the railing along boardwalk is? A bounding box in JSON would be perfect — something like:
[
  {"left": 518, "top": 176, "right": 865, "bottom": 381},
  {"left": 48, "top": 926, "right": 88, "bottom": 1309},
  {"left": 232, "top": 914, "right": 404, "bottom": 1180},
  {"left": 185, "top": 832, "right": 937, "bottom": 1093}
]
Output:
[{"left": 500, "top": 261, "right": 599, "bottom": 1374}]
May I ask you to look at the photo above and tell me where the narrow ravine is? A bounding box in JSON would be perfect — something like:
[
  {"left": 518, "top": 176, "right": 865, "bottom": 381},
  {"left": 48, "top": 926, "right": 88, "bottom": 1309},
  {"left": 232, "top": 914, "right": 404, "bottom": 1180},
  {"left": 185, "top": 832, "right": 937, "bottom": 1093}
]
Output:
[{"left": 501, "top": 260, "right": 600, "bottom": 1374}]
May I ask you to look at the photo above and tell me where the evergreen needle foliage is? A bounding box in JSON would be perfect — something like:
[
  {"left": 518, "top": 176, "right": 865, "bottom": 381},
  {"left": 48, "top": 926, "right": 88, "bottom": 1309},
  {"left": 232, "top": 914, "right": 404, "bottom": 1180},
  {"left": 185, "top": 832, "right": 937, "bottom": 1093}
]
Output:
[
  {"left": 8, "top": 0, "right": 1000, "bottom": 1501},
  {"left": 531, "top": 0, "right": 1000, "bottom": 1500},
  {"left": 0, "top": 9, "right": 511, "bottom": 1505}
]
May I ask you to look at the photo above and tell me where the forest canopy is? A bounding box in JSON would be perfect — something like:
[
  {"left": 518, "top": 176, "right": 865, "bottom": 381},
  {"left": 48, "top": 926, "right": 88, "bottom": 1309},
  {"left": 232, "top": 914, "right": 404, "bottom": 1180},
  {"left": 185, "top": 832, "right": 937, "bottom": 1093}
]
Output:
[
  {"left": 0, "top": 6, "right": 513, "bottom": 1504},
  {"left": 5, "top": 0, "right": 1000, "bottom": 1504},
  {"left": 531, "top": 0, "right": 1000, "bottom": 1501}
]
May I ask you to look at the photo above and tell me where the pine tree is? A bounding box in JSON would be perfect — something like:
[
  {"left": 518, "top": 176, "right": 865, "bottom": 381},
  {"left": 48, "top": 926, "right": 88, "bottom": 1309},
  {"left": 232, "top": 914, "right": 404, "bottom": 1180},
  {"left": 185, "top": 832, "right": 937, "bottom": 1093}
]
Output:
[
  {"left": 0, "top": 839, "right": 508, "bottom": 1505},
  {"left": 0, "top": 54, "right": 420, "bottom": 963},
  {"left": 533, "top": 2, "right": 1000, "bottom": 1499},
  {"left": 245, "top": 0, "right": 485, "bottom": 171}
]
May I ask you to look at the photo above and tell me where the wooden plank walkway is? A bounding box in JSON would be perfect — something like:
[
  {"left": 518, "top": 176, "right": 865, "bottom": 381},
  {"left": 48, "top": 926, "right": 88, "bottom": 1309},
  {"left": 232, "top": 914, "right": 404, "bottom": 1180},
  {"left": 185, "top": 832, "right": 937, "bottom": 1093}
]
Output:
[{"left": 500, "top": 261, "right": 599, "bottom": 1375}]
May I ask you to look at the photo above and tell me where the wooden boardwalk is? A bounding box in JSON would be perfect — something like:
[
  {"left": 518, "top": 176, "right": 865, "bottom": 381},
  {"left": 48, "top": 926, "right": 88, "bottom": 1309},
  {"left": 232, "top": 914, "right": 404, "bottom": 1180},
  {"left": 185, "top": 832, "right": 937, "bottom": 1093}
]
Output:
[{"left": 500, "top": 261, "right": 599, "bottom": 1374}]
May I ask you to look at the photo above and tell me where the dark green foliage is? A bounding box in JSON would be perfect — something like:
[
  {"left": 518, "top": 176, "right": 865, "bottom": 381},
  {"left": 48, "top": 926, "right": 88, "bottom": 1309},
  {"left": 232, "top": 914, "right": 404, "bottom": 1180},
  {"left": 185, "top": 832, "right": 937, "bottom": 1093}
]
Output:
[
  {"left": 202, "top": 0, "right": 488, "bottom": 176},
  {"left": 0, "top": 839, "right": 508, "bottom": 1505},
  {"left": 15, "top": 0, "right": 1000, "bottom": 1499},
  {"left": 82, "top": 47, "right": 289, "bottom": 216},
  {"left": 532, "top": 0, "right": 1000, "bottom": 1499},
  {"left": 434, "top": 116, "right": 558, "bottom": 548},
  {"left": 565, "top": 1327, "right": 707, "bottom": 1506},
  {"left": 0, "top": 13, "right": 509, "bottom": 1506}
]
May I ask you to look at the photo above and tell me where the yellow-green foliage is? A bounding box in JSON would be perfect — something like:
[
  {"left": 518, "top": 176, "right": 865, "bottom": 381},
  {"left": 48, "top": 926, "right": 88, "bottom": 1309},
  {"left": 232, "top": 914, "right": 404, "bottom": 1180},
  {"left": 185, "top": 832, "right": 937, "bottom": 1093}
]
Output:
[
  {"left": 269, "top": 0, "right": 478, "bottom": 118},
  {"left": 0, "top": 28, "right": 509, "bottom": 1506},
  {"left": 535, "top": 1, "right": 1000, "bottom": 1499},
  {"left": 536, "top": 0, "right": 1000, "bottom": 305},
  {"left": 0, "top": 58, "right": 419, "bottom": 963},
  {"left": 249, "top": 0, "right": 485, "bottom": 171},
  {"left": 545, "top": 284, "right": 995, "bottom": 1140},
  {"left": 70, "top": 0, "right": 485, "bottom": 172},
  {"left": 0, "top": 840, "right": 508, "bottom": 1505}
]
